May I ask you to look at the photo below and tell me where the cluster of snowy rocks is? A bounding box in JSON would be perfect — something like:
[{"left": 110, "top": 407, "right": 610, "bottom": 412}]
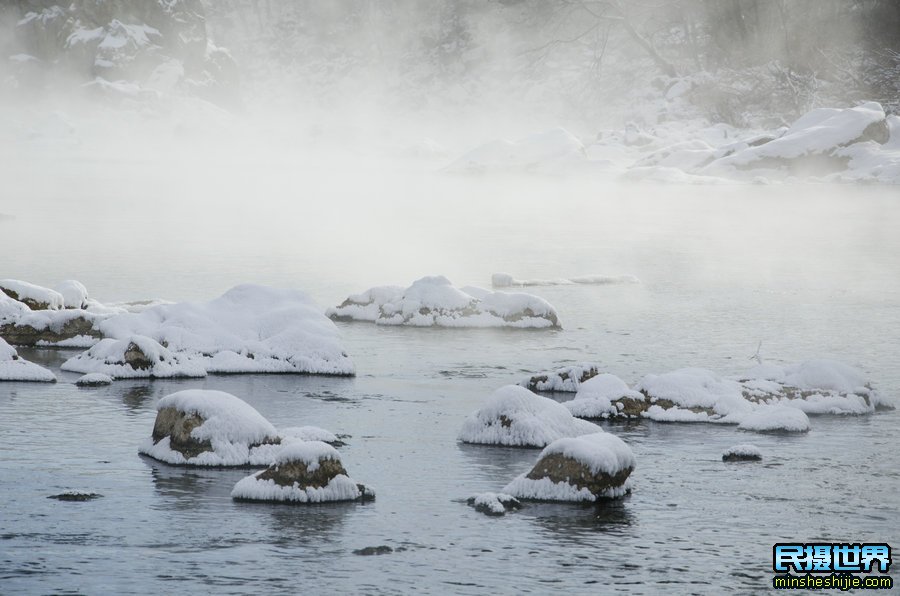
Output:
[
  {"left": 141, "top": 389, "right": 372, "bottom": 504},
  {"left": 448, "top": 103, "right": 900, "bottom": 184},
  {"left": 327, "top": 275, "right": 561, "bottom": 329},
  {"left": 0, "top": 279, "right": 355, "bottom": 381},
  {"left": 525, "top": 359, "right": 890, "bottom": 433}
]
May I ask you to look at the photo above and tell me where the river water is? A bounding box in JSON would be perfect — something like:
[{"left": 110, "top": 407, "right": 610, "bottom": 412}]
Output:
[{"left": 1, "top": 151, "right": 898, "bottom": 594}]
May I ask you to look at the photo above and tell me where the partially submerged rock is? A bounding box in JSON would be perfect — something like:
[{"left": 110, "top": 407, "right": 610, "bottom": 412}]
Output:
[
  {"left": 467, "top": 492, "right": 522, "bottom": 516},
  {"left": 328, "top": 276, "right": 560, "bottom": 329},
  {"left": 458, "top": 385, "right": 601, "bottom": 447},
  {"left": 48, "top": 491, "right": 103, "bottom": 501},
  {"left": 140, "top": 390, "right": 283, "bottom": 466},
  {"left": 62, "top": 335, "right": 206, "bottom": 379},
  {"left": 520, "top": 363, "right": 601, "bottom": 392},
  {"left": 231, "top": 441, "right": 374, "bottom": 504},
  {"left": 75, "top": 373, "right": 113, "bottom": 386},
  {"left": 503, "top": 432, "right": 635, "bottom": 502},
  {"left": 0, "top": 337, "right": 56, "bottom": 382},
  {"left": 722, "top": 444, "right": 763, "bottom": 462}
]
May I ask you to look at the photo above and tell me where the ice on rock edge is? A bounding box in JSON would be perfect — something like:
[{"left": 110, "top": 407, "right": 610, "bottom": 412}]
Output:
[
  {"left": 329, "top": 276, "right": 560, "bottom": 329},
  {"left": 458, "top": 385, "right": 601, "bottom": 447},
  {"left": 0, "top": 337, "right": 56, "bottom": 382},
  {"left": 502, "top": 432, "right": 636, "bottom": 502}
]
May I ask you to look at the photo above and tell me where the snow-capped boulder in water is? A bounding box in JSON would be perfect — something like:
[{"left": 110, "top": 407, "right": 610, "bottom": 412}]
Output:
[
  {"left": 458, "top": 385, "right": 601, "bottom": 447},
  {"left": 328, "top": 276, "right": 560, "bottom": 329},
  {"left": 140, "top": 390, "right": 283, "bottom": 466},
  {"left": 61, "top": 335, "right": 207, "bottom": 379},
  {"left": 99, "top": 284, "right": 355, "bottom": 375},
  {"left": 0, "top": 279, "right": 64, "bottom": 310},
  {"left": 565, "top": 374, "right": 643, "bottom": 419},
  {"left": 520, "top": 363, "right": 601, "bottom": 392},
  {"left": 231, "top": 441, "right": 374, "bottom": 504},
  {"left": 503, "top": 433, "right": 635, "bottom": 502},
  {"left": 446, "top": 128, "right": 587, "bottom": 174},
  {"left": 0, "top": 337, "right": 56, "bottom": 382},
  {"left": 706, "top": 102, "right": 889, "bottom": 175},
  {"left": 466, "top": 492, "right": 522, "bottom": 516},
  {"left": 722, "top": 444, "right": 762, "bottom": 462},
  {"left": 75, "top": 373, "right": 112, "bottom": 387}
]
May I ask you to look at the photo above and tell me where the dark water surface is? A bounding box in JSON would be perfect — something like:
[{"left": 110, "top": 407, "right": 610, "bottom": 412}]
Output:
[{"left": 1, "top": 158, "right": 899, "bottom": 594}]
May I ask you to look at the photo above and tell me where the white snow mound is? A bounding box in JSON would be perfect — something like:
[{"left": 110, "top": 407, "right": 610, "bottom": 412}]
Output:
[
  {"left": 458, "top": 385, "right": 601, "bottom": 447},
  {"left": 0, "top": 337, "right": 56, "bottom": 382},
  {"left": 98, "top": 284, "right": 355, "bottom": 375},
  {"left": 61, "top": 335, "right": 207, "bottom": 379}
]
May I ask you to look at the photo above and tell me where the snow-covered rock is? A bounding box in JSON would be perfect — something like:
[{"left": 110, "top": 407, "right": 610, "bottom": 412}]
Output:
[
  {"left": 231, "top": 441, "right": 374, "bottom": 504},
  {"left": 99, "top": 284, "right": 355, "bottom": 375},
  {"left": 54, "top": 280, "right": 89, "bottom": 309},
  {"left": 61, "top": 335, "right": 207, "bottom": 379},
  {"left": 736, "top": 359, "right": 889, "bottom": 414},
  {"left": 0, "top": 337, "right": 56, "bottom": 382},
  {"left": 706, "top": 102, "right": 889, "bottom": 174},
  {"left": 139, "top": 390, "right": 283, "bottom": 466},
  {"left": 491, "top": 273, "right": 640, "bottom": 288},
  {"left": 722, "top": 444, "right": 762, "bottom": 462},
  {"left": 75, "top": 373, "right": 113, "bottom": 387},
  {"left": 458, "top": 385, "right": 601, "bottom": 447},
  {"left": 502, "top": 432, "right": 635, "bottom": 502},
  {"left": 0, "top": 279, "right": 64, "bottom": 310},
  {"left": 565, "top": 373, "right": 642, "bottom": 419},
  {"left": 634, "top": 368, "right": 750, "bottom": 419},
  {"left": 329, "top": 276, "right": 560, "bottom": 329},
  {"left": 446, "top": 128, "right": 587, "bottom": 174},
  {"left": 466, "top": 492, "right": 521, "bottom": 516},
  {"left": 737, "top": 406, "right": 810, "bottom": 433},
  {"left": 519, "top": 363, "right": 601, "bottom": 393}
]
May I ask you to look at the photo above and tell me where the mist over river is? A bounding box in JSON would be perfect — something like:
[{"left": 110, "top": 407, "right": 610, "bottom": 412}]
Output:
[{"left": 1, "top": 154, "right": 898, "bottom": 593}]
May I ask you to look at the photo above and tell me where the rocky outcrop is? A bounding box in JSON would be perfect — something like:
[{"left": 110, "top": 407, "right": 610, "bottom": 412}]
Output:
[{"left": 1, "top": 314, "right": 101, "bottom": 346}]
